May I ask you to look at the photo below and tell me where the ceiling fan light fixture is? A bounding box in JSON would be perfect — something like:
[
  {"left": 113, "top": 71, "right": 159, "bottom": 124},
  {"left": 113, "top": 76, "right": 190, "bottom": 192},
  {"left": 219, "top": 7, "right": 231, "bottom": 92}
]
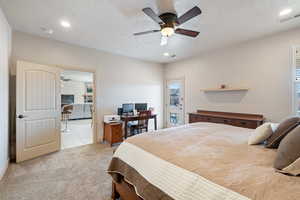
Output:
[{"left": 161, "top": 27, "right": 174, "bottom": 37}]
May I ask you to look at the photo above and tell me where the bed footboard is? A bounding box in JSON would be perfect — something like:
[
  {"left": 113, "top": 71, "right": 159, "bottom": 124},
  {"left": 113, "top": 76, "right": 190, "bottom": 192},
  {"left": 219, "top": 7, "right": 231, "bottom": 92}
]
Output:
[{"left": 112, "top": 179, "right": 142, "bottom": 200}]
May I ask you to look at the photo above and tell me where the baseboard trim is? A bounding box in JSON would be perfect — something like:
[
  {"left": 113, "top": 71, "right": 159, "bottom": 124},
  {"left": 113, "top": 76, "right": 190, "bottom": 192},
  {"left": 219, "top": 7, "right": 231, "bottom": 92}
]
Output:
[{"left": 0, "top": 158, "right": 9, "bottom": 181}]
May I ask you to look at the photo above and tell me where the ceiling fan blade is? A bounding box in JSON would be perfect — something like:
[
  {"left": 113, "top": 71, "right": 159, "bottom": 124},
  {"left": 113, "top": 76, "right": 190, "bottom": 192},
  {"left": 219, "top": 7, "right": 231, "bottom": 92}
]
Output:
[
  {"left": 160, "top": 36, "right": 168, "bottom": 46},
  {"left": 175, "top": 28, "right": 199, "bottom": 37},
  {"left": 142, "top": 7, "right": 165, "bottom": 25},
  {"left": 134, "top": 30, "right": 160, "bottom": 36},
  {"left": 176, "top": 6, "right": 202, "bottom": 25}
]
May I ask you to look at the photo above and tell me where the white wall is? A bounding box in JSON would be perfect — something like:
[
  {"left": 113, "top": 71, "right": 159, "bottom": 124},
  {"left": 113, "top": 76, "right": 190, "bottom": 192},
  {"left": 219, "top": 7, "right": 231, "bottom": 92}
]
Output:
[
  {"left": 11, "top": 31, "right": 164, "bottom": 142},
  {"left": 62, "top": 80, "right": 86, "bottom": 104},
  {"left": 165, "top": 28, "right": 300, "bottom": 123},
  {"left": 0, "top": 7, "right": 11, "bottom": 180}
]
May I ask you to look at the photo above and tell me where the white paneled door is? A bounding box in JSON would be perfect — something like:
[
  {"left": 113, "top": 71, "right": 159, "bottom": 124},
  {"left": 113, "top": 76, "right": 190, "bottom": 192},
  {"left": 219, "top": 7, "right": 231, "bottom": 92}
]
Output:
[{"left": 16, "top": 61, "right": 61, "bottom": 162}]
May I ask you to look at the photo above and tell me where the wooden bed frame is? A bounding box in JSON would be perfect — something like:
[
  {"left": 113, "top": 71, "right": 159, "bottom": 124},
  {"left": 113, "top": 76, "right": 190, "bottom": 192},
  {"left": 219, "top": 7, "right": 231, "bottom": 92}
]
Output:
[
  {"left": 111, "top": 111, "right": 265, "bottom": 200},
  {"left": 112, "top": 178, "right": 142, "bottom": 200}
]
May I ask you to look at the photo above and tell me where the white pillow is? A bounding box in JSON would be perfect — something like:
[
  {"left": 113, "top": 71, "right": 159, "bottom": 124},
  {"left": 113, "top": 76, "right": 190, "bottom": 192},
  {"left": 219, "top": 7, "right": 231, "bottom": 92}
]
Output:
[
  {"left": 248, "top": 123, "right": 273, "bottom": 145},
  {"left": 270, "top": 123, "right": 279, "bottom": 132}
]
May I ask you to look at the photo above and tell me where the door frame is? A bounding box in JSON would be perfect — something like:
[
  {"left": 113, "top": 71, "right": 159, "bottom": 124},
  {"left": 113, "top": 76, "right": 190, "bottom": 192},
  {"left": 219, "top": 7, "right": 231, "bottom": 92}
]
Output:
[
  {"left": 57, "top": 65, "right": 97, "bottom": 145},
  {"left": 164, "top": 77, "right": 186, "bottom": 128}
]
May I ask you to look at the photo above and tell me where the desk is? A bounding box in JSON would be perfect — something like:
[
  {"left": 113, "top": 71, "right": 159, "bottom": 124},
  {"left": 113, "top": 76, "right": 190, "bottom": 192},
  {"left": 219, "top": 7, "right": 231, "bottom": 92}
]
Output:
[{"left": 121, "top": 114, "right": 157, "bottom": 139}]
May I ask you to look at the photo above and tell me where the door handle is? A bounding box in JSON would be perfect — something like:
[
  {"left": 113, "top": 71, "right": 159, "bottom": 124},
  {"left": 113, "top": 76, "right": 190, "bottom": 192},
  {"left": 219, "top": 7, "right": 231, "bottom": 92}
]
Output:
[{"left": 17, "top": 114, "right": 27, "bottom": 119}]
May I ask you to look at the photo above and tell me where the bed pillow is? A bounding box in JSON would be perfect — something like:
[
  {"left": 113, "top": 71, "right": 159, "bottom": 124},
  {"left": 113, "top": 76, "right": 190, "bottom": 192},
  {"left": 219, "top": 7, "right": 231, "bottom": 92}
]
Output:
[
  {"left": 265, "top": 117, "right": 300, "bottom": 148},
  {"left": 248, "top": 123, "right": 273, "bottom": 145},
  {"left": 270, "top": 123, "right": 279, "bottom": 132},
  {"left": 274, "top": 125, "right": 300, "bottom": 175}
]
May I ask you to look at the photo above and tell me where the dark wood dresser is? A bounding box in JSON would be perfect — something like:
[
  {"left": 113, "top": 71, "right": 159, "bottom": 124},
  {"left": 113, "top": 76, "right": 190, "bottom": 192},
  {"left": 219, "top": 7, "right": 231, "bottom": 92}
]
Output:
[{"left": 189, "top": 110, "right": 264, "bottom": 129}]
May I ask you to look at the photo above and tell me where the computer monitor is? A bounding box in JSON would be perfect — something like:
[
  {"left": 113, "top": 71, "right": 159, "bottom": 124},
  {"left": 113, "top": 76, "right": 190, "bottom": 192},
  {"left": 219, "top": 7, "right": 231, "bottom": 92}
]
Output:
[
  {"left": 135, "top": 103, "right": 147, "bottom": 111},
  {"left": 122, "top": 103, "right": 134, "bottom": 114},
  {"left": 117, "top": 108, "right": 123, "bottom": 116}
]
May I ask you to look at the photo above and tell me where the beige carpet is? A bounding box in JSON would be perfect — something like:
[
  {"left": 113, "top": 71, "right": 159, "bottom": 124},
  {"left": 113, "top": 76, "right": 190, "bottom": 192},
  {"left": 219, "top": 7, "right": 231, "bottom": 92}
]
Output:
[{"left": 0, "top": 143, "right": 114, "bottom": 200}]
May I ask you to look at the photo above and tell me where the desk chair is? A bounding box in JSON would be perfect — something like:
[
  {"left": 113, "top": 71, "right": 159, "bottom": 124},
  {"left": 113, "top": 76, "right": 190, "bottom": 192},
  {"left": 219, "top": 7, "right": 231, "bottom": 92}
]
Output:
[
  {"left": 129, "top": 110, "right": 151, "bottom": 135},
  {"left": 61, "top": 104, "right": 73, "bottom": 133}
]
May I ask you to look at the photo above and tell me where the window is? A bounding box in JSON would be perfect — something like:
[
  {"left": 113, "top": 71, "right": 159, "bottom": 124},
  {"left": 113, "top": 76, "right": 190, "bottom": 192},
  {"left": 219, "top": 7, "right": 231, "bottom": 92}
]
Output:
[
  {"left": 294, "top": 48, "right": 300, "bottom": 115},
  {"left": 170, "top": 113, "right": 179, "bottom": 124},
  {"left": 296, "top": 68, "right": 300, "bottom": 81}
]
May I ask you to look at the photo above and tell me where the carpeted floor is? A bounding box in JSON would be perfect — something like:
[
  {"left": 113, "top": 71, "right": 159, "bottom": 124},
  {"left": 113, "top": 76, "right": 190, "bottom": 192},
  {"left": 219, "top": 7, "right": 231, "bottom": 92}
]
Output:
[{"left": 0, "top": 143, "right": 114, "bottom": 200}]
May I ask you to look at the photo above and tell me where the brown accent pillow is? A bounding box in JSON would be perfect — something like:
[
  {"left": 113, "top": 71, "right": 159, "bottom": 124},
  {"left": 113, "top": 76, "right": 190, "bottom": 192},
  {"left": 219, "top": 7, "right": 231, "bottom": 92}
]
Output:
[
  {"left": 274, "top": 125, "right": 300, "bottom": 173},
  {"left": 265, "top": 117, "right": 299, "bottom": 148}
]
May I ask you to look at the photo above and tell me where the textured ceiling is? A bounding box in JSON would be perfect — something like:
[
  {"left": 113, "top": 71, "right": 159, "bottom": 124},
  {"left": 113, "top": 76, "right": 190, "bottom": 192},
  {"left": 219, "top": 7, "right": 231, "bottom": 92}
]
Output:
[{"left": 1, "top": 0, "right": 300, "bottom": 63}]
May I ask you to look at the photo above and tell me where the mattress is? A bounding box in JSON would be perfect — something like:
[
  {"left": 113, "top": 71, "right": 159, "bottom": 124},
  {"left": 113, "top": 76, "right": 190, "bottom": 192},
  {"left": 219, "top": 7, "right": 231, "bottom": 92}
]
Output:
[{"left": 108, "top": 122, "right": 300, "bottom": 200}]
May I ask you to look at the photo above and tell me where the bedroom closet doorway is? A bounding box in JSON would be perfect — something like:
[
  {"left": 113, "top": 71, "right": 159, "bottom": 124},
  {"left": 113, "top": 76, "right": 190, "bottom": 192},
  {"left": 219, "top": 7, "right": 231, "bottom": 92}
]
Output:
[
  {"left": 60, "top": 70, "right": 95, "bottom": 149},
  {"left": 165, "top": 78, "right": 185, "bottom": 127}
]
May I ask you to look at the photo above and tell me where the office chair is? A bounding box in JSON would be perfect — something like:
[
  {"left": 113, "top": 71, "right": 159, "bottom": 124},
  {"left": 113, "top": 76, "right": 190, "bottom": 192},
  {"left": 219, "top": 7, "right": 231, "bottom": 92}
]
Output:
[{"left": 129, "top": 110, "right": 151, "bottom": 135}]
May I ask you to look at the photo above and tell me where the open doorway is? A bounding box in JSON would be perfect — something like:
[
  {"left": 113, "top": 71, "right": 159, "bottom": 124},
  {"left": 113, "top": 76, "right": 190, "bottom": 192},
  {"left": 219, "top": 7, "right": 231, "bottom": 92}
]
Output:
[{"left": 60, "top": 70, "right": 94, "bottom": 149}]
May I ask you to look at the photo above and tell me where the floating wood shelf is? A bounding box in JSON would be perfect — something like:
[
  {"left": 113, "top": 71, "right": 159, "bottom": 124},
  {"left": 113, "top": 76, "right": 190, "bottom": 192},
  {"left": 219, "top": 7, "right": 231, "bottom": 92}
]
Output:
[{"left": 201, "top": 88, "right": 249, "bottom": 92}]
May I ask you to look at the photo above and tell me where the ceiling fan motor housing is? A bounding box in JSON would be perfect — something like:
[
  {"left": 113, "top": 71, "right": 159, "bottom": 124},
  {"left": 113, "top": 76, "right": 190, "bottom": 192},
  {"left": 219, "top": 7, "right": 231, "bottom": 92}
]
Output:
[{"left": 159, "top": 13, "right": 178, "bottom": 29}]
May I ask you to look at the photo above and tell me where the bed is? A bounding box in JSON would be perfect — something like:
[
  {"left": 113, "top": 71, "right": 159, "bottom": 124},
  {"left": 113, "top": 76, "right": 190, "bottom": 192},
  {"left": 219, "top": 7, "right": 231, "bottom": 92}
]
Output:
[{"left": 107, "top": 122, "right": 300, "bottom": 200}]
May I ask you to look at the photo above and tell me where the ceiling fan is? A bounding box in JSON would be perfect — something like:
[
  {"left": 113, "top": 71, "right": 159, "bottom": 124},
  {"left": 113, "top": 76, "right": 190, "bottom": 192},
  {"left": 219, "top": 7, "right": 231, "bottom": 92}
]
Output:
[{"left": 134, "top": 6, "right": 202, "bottom": 46}]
